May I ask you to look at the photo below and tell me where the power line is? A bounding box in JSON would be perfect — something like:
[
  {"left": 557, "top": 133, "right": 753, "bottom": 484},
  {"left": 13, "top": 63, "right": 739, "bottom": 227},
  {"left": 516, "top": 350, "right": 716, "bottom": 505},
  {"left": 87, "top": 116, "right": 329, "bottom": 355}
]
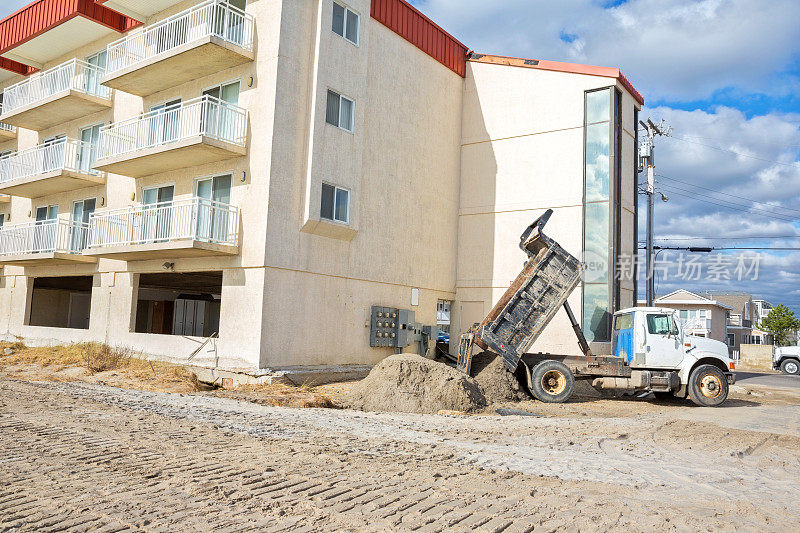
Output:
[
  {"left": 651, "top": 235, "right": 800, "bottom": 241},
  {"left": 677, "top": 133, "right": 800, "bottom": 149},
  {"left": 657, "top": 173, "right": 800, "bottom": 217},
  {"left": 666, "top": 135, "right": 800, "bottom": 168},
  {"left": 638, "top": 245, "right": 800, "bottom": 251},
  {"left": 658, "top": 185, "right": 800, "bottom": 223}
]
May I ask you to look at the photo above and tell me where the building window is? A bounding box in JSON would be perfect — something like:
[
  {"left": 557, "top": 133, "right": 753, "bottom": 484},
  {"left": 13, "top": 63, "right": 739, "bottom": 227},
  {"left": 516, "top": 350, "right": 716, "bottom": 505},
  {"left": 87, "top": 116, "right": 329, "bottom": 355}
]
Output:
[
  {"left": 321, "top": 183, "right": 349, "bottom": 223},
  {"left": 332, "top": 2, "right": 360, "bottom": 45},
  {"left": 326, "top": 90, "right": 355, "bottom": 132},
  {"left": 582, "top": 87, "right": 621, "bottom": 343},
  {"left": 727, "top": 333, "right": 735, "bottom": 346},
  {"left": 0, "top": 213, "right": 4, "bottom": 228}
]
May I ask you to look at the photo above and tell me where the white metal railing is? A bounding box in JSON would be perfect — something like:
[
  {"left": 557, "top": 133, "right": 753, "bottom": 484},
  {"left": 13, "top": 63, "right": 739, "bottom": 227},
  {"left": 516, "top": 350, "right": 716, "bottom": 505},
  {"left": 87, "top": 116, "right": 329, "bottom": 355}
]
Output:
[
  {"left": 106, "top": 0, "right": 254, "bottom": 76},
  {"left": 0, "top": 138, "right": 101, "bottom": 185},
  {"left": 88, "top": 197, "right": 239, "bottom": 249},
  {"left": 0, "top": 59, "right": 110, "bottom": 115},
  {"left": 681, "top": 317, "right": 712, "bottom": 333},
  {"left": 0, "top": 219, "right": 90, "bottom": 257},
  {"left": 97, "top": 95, "right": 247, "bottom": 160},
  {"left": 0, "top": 106, "right": 14, "bottom": 133}
]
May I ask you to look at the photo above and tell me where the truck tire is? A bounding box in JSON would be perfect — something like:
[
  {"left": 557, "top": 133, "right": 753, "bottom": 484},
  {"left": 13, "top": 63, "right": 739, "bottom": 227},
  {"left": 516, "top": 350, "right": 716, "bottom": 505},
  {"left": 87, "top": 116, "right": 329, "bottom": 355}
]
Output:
[
  {"left": 687, "top": 364, "right": 728, "bottom": 407},
  {"left": 529, "top": 360, "right": 575, "bottom": 403},
  {"left": 780, "top": 359, "right": 800, "bottom": 375}
]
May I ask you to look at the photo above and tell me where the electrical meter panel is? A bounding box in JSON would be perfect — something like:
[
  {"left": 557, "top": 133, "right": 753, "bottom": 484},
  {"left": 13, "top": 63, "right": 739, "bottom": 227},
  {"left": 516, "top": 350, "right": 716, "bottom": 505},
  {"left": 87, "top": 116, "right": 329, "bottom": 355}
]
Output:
[{"left": 370, "top": 306, "right": 417, "bottom": 347}]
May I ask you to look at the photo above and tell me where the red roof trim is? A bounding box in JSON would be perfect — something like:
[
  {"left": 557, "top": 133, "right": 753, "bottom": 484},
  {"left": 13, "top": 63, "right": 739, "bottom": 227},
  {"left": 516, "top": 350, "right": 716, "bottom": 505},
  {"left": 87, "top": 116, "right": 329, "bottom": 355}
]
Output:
[
  {"left": 0, "top": 56, "right": 38, "bottom": 76},
  {"left": 370, "top": 0, "right": 468, "bottom": 78},
  {"left": 0, "top": 0, "right": 141, "bottom": 60},
  {"left": 468, "top": 53, "right": 645, "bottom": 105}
]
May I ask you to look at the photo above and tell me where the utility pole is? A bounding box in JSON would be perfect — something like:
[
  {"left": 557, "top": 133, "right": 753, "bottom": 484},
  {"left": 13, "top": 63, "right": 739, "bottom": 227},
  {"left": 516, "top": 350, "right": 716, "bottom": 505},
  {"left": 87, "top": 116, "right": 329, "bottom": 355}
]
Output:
[{"left": 639, "top": 119, "right": 672, "bottom": 306}]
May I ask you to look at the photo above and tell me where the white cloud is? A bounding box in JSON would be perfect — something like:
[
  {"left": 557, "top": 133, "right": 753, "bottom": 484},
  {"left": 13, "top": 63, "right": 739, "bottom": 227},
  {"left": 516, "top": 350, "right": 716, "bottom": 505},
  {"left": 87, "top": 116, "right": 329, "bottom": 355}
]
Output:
[
  {"left": 632, "top": 107, "right": 800, "bottom": 310},
  {"left": 413, "top": 0, "right": 800, "bottom": 102}
]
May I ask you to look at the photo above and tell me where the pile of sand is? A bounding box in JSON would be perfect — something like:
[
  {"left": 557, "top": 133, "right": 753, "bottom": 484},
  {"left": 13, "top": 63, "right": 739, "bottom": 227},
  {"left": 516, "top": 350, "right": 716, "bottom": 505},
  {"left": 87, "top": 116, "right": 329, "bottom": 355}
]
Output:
[
  {"left": 470, "top": 352, "right": 528, "bottom": 403},
  {"left": 343, "top": 353, "right": 487, "bottom": 414},
  {"left": 343, "top": 352, "right": 531, "bottom": 414}
]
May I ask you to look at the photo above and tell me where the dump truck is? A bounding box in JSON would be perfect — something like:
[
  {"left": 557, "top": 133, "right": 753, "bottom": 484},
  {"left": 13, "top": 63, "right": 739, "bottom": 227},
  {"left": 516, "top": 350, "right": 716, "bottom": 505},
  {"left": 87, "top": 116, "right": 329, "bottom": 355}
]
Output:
[{"left": 457, "top": 209, "right": 736, "bottom": 407}]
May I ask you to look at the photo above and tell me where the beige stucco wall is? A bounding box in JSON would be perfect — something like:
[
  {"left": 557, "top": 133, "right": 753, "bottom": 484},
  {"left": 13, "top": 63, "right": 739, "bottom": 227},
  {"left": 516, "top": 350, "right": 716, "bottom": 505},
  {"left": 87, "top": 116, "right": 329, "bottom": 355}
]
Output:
[
  {"left": 258, "top": 0, "right": 462, "bottom": 367},
  {"left": 454, "top": 61, "right": 640, "bottom": 357}
]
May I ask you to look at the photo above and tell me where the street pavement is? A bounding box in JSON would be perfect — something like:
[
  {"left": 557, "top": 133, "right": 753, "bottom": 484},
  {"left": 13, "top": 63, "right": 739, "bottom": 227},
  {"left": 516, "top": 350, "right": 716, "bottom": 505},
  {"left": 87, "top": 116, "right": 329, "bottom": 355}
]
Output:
[{"left": 736, "top": 371, "right": 800, "bottom": 390}]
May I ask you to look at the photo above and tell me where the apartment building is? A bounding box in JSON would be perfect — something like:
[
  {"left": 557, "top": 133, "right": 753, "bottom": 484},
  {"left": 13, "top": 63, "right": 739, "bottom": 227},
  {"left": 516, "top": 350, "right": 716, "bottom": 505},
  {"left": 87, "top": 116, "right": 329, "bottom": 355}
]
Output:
[
  {"left": 0, "top": 0, "right": 643, "bottom": 371},
  {"left": 645, "top": 289, "right": 731, "bottom": 344}
]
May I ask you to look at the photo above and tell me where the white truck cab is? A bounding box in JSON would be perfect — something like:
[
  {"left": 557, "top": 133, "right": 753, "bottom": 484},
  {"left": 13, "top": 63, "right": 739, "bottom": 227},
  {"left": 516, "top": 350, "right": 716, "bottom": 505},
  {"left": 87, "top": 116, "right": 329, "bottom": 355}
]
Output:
[{"left": 609, "top": 307, "right": 736, "bottom": 406}]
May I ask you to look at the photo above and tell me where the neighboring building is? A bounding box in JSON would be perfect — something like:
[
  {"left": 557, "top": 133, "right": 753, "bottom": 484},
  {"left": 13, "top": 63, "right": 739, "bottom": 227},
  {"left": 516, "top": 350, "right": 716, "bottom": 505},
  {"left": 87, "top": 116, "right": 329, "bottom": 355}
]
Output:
[
  {"left": 701, "top": 291, "right": 773, "bottom": 354},
  {"left": 647, "top": 289, "right": 731, "bottom": 345},
  {"left": 0, "top": 0, "right": 642, "bottom": 371},
  {"left": 753, "top": 299, "right": 773, "bottom": 321}
]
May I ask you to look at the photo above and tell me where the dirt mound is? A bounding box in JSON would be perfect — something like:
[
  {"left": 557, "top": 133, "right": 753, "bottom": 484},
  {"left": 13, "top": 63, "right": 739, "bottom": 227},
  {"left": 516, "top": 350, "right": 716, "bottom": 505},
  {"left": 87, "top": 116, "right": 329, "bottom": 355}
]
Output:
[
  {"left": 470, "top": 352, "right": 529, "bottom": 403},
  {"left": 343, "top": 353, "right": 487, "bottom": 414}
]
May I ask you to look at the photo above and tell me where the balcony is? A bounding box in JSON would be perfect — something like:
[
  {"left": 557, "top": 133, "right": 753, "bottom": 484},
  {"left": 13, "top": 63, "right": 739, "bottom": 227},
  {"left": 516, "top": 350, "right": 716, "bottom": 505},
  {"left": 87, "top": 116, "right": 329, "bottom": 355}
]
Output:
[
  {"left": 99, "top": 1, "right": 184, "bottom": 20},
  {"left": 0, "top": 117, "right": 16, "bottom": 141},
  {"left": 0, "top": 219, "right": 96, "bottom": 265},
  {"left": 94, "top": 95, "right": 247, "bottom": 177},
  {"left": 0, "top": 60, "right": 112, "bottom": 131},
  {"left": 0, "top": 139, "right": 105, "bottom": 198},
  {"left": 85, "top": 197, "right": 239, "bottom": 260},
  {"left": 102, "top": 0, "right": 255, "bottom": 97}
]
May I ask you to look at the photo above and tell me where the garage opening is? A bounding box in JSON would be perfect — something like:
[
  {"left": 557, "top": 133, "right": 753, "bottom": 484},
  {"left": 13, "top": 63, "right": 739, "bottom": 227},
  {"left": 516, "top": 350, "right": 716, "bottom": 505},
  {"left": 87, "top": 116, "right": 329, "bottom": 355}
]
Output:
[
  {"left": 135, "top": 272, "right": 222, "bottom": 337},
  {"left": 29, "top": 276, "right": 94, "bottom": 329}
]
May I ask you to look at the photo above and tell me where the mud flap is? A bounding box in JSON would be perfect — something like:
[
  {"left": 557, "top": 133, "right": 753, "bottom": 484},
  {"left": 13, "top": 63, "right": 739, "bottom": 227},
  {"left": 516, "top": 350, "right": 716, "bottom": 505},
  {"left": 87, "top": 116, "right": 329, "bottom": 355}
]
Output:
[{"left": 519, "top": 360, "right": 534, "bottom": 397}]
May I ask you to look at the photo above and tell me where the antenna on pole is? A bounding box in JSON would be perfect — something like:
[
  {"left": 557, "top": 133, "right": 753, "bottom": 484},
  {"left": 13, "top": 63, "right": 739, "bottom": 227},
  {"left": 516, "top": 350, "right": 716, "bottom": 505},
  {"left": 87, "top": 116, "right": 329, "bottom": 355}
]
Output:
[{"left": 640, "top": 118, "right": 672, "bottom": 306}]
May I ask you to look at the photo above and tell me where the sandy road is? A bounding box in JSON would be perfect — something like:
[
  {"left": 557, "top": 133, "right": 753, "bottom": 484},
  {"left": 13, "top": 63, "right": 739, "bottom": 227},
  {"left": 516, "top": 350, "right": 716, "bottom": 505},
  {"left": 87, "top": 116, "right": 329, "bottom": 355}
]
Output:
[{"left": 0, "top": 377, "right": 798, "bottom": 532}]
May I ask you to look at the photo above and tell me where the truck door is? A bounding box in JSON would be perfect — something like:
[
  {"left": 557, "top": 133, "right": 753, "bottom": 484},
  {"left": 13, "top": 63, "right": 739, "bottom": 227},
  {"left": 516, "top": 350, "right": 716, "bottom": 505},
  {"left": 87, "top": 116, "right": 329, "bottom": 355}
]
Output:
[
  {"left": 612, "top": 313, "right": 634, "bottom": 364},
  {"left": 644, "top": 313, "right": 684, "bottom": 368}
]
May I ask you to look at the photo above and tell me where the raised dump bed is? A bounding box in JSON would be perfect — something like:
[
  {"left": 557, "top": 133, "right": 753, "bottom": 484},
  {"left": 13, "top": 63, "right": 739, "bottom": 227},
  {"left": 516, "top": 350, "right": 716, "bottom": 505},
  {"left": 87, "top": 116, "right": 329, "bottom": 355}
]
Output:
[{"left": 457, "top": 209, "right": 584, "bottom": 375}]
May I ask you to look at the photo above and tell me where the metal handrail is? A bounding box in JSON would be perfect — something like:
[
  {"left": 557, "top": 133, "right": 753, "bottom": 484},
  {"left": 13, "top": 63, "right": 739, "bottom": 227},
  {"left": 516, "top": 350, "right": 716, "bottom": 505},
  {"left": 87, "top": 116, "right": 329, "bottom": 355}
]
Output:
[
  {"left": 0, "top": 105, "right": 14, "bottom": 133},
  {"left": 105, "top": 0, "right": 254, "bottom": 76},
  {"left": 0, "top": 138, "right": 101, "bottom": 184},
  {"left": 88, "top": 196, "right": 239, "bottom": 248},
  {"left": 0, "top": 219, "right": 91, "bottom": 256},
  {"left": 0, "top": 59, "right": 110, "bottom": 115},
  {"left": 96, "top": 95, "right": 247, "bottom": 160}
]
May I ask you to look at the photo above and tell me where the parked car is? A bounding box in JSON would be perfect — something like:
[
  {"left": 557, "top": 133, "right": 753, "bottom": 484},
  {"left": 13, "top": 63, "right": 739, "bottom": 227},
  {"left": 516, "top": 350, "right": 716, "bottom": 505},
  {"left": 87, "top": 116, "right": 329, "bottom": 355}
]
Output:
[{"left": 774, "top": 346, "right": 800, "bottom": 375}]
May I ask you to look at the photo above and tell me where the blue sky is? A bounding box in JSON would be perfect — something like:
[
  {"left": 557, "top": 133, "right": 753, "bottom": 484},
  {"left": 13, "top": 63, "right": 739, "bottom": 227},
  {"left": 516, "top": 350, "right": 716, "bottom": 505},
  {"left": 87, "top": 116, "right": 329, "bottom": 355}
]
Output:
[
  {"left": 2, "top": 0, "right": 800, "bottom": 316},
  {"left": 408, "top": 0, "right": 800, "bottom": 315}
]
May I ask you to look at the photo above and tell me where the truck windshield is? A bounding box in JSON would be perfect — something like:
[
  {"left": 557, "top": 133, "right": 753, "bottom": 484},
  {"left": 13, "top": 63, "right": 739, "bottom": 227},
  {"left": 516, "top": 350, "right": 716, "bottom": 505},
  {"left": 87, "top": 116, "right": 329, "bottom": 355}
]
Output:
[{"left": 647, "top": 314, "right": 678, "bottom": 336}]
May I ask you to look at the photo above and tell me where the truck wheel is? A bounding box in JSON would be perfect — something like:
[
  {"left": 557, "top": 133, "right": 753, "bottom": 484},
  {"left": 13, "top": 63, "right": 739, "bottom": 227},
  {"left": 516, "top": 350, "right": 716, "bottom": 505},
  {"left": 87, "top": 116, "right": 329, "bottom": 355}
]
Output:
[
  {"left": 529, "top": 360, "right": 574, "bottom": 403},
  {"left": 780, "top": 359, "right": 800, "bottom": 375},
  {"left": 687, "top": 365, "right": 728, "bottom": 407}
]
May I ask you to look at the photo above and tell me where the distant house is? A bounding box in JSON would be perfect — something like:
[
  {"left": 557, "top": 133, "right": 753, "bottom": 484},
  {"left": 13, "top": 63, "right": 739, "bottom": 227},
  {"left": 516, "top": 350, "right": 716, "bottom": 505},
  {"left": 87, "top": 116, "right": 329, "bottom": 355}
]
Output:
[
  {"left": 700, "top": 291, "right": 773, "bottom": 353},
  {"left": 753, "top": 299, "right": 773, "bottom": 321},
  {"left": 645, "top": 290, "right": 731, "bottom": 345}
]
